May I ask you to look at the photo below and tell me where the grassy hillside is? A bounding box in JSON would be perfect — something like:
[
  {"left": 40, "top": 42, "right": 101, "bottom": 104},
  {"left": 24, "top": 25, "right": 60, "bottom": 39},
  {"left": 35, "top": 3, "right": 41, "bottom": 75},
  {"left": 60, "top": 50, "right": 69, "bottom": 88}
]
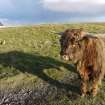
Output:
[{"left": 0, "top": 23, "right": 105, "bottom": 105}]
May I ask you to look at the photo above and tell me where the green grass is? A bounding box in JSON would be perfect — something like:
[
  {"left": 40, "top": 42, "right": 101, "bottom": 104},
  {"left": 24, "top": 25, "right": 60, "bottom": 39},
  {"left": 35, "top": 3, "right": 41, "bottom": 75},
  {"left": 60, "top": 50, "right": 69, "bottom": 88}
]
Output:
[{"left": 0, "top": 23, "right": 105, "bottom": 105}]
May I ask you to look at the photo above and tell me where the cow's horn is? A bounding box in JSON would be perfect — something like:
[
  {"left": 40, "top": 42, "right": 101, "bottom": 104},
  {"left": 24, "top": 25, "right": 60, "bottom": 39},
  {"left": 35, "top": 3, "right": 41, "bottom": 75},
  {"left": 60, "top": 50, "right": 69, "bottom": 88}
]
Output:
[{"left": 55, "top": 32, "right": 64, "bottom": 36}]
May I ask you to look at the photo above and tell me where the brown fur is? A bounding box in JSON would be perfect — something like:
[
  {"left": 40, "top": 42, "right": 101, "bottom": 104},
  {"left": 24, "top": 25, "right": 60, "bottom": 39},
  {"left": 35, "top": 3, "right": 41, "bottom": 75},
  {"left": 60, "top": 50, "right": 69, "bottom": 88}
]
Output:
[{"left": 59, "top": 29, "right": 105, "bottom": 96}]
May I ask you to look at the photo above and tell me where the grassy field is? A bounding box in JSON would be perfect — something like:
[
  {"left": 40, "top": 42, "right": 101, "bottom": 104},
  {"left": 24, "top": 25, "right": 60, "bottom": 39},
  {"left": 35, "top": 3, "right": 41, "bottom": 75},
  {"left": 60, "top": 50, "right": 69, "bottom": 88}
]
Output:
[{"left": 0, "top": 23, "right": 105, "bottom": 105}]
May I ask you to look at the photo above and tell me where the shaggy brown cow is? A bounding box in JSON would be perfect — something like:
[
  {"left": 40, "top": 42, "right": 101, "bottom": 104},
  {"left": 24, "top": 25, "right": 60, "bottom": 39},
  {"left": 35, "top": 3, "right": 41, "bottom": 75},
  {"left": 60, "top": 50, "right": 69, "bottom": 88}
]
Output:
[{"left": 59, "top": 29, "right": 105, "bottom": 97}]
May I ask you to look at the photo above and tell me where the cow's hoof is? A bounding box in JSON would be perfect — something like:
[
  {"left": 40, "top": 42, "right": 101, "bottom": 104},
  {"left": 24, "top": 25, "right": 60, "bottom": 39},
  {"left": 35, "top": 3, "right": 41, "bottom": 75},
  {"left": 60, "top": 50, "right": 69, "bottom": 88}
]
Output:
[
  {"left": 91, "top": 89, "right": 98, "bottom": 97},
  {"left": 92, "top": 93, "right": 97, "bottom": 97},
  {"left": 81, "top": 93, "right": 85, "bottom": 97}
]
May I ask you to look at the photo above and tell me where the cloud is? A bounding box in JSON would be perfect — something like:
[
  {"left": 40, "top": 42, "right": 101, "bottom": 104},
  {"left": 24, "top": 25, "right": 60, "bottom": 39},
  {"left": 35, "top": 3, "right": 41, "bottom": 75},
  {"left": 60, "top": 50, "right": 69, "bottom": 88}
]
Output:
[
  {"left": 0, "top": 0, "right": 45, "bottom": 25},
  {"left": 0, "top": 0, "right": 44, "bottom": 20},
  {"left": 42, "top": 0, "right": 105, "bottom": 16},
  {"left": 0, "top": 0, "right": 105, "bottom": 25}
]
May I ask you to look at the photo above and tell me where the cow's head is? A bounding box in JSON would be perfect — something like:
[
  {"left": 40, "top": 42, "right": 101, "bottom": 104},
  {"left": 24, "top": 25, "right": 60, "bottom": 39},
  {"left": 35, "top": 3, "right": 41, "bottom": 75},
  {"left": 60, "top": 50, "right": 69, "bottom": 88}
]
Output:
[{"left": 59, "top": 28, "right": 85, "bottom": 63}]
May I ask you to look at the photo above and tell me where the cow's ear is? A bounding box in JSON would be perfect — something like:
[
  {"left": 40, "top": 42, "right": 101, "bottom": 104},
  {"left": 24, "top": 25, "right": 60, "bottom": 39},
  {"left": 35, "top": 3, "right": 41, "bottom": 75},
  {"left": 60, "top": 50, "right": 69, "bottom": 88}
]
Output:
[
  {"left": 78, "top": 36, "right": 89, "bottom": 45},
  {"left": 82, "top": 36, "right": 89, "bottom": 42}
]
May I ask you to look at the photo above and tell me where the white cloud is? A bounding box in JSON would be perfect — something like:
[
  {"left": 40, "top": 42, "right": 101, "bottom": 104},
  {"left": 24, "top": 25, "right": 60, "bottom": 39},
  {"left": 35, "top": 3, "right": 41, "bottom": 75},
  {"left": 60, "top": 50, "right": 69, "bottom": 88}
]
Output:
[{"left": 42, "top": 0, "right": 105, "bottom": 15}]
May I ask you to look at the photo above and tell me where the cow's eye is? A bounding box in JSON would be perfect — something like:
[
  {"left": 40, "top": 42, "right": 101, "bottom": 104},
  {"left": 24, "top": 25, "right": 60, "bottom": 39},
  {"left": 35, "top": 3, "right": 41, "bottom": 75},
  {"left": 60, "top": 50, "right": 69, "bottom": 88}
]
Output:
[
  {"left": 70, "top": 38, "right": 75, "bottom": 44},
  {"left": 78, "top": 43, "right": 81, "bottom": 48}
]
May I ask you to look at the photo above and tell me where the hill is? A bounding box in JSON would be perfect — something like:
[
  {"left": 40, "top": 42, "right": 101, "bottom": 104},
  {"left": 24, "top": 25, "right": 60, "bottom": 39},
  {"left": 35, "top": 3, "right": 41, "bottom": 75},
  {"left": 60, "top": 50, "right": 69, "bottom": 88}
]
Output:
[
  {"left": 0, "top": 23, "right": 105, "bottom": 105},
  {"left": 0, "top": 22, "right": 3, "bottom": 26}
]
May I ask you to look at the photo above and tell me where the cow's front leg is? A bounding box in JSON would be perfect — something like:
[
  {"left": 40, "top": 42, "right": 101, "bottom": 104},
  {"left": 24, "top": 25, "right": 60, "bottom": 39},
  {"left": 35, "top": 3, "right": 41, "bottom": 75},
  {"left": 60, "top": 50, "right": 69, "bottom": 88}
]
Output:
[
  {"left": 81, "top": 80, "right": 87, "bottom": 97},
  {"left": 79, "top": 67, "right": 88, "bottom": 97},
  {"left": 92, "top": 76, "right": 103, "bottom": 97},
  {"left": 92, "top": 79, "right": 99, "bottom": 97}
]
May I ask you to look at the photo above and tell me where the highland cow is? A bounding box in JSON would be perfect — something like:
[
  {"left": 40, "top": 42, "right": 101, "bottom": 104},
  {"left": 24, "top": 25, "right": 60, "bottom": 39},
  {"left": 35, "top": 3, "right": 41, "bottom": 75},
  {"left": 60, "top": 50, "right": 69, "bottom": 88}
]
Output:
[{"left": 59, "top": 29, "right": 105, "bottom": 96}]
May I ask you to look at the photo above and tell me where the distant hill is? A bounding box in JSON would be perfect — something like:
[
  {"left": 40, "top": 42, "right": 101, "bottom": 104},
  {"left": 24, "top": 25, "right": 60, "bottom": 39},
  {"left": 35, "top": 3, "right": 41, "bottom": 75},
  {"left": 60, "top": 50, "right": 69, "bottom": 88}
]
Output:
[{"left": 0, "top": 22, "right": 3, "bottom": 26}]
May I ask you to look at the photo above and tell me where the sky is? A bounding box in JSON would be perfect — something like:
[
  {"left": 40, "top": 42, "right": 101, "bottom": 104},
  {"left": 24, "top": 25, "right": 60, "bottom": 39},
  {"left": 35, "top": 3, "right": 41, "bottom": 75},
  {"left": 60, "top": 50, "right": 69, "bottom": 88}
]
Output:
[{"left": 0, "top": 0, "right": 105, "bottom": 25}]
